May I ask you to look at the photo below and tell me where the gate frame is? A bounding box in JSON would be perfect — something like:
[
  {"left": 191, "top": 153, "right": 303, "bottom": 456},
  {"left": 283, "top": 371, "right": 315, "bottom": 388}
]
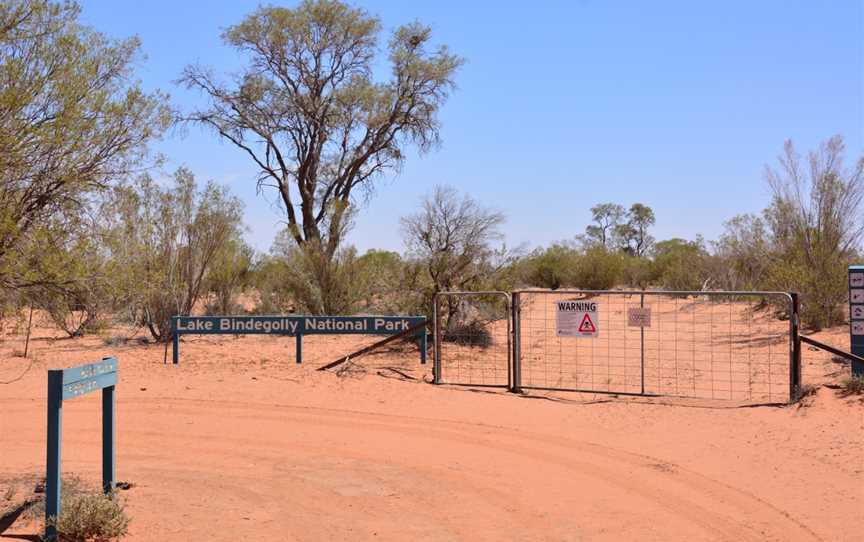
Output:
[
  {"left": 511, "top": 289, "right": 800, "bottom": 402},
  {"left": 433, "top": 291, "right": 512, "bottom": 388}
]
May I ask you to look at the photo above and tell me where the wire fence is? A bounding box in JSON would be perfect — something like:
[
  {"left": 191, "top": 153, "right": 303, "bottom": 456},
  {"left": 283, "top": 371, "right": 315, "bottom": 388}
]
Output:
[
  {"left": 433, "top": 292, "right": 511, "bottom": 387},
  {"left": 513, "top": 291, "right": 795, "bottom": 403},
  {"left": 434, "top": 289, "right": 798, "bottom": 403}
]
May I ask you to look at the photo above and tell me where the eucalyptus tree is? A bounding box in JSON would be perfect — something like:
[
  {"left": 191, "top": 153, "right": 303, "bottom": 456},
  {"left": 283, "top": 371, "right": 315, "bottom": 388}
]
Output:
[
  {"left": 615, "top": 203, "right": 656, "bottom": 257},
  {"left": 585, "top": 203, "right": 625, "bottom": 248},
  {"left": 0, "top": 0, "right": 171, "bottom": 288},
  {"left": 180, "top": 0, "right": 463, "bottom": 265}
]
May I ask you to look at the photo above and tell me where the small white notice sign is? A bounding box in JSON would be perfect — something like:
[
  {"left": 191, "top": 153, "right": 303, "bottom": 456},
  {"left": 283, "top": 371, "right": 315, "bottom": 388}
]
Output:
[
  {"left": 852, "top": 322, "right": 864, "bottom": 336},
  {"left": 556, "top": 300, "right": 598, "bottom": 338},
  {"left": 851, "top": 289, "right": 864, "bottom": 304},
  {"left": 853, "top": 305, "right": 864, "bottom": 320},
  {"left": 851, "top": 273, "right": 864, "bottom": 288},
  {"left": 627, "top": 307, "right": 651, "bottom": 327}
]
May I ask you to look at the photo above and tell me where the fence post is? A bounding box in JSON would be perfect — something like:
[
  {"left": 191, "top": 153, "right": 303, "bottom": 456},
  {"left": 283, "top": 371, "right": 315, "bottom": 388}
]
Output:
[
  {"left": 640, "top": 292, "right": 646, "bottom": 395},
  {"left": 45, "top": 371, "right": 63, "bottom": 541},
  {"left": 790, "top": 293, "right": 802, "bottom": 400},
  {"left": 433, "top": 296, "right": 442, "bottom": 384},
  {"left": 511, "top": 292, "right": 522, "bottom": 393}
]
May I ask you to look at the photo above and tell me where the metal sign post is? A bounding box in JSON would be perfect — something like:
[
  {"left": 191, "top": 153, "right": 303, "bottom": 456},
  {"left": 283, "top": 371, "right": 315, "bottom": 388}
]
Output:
[
  {"left": 45, "top": 357, "right": 118, "bottom": 541},
  {"left": 850, "top": 265, "right": 864, "bottom": 376}
]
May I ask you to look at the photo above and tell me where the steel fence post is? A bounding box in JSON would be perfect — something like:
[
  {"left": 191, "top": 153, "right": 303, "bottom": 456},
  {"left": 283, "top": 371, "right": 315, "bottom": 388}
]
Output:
[
  {"left": 433, "top": 295, "right": 442, "bottom": 384},
  {"left": 640, "top": 292, "right": 646, "bottom": 395},
  {"left": 511, "top": 292, "right": 522, "bottom": 393},
  {"left": 790, "top": 293, "right": 801, "bottom": 401}
]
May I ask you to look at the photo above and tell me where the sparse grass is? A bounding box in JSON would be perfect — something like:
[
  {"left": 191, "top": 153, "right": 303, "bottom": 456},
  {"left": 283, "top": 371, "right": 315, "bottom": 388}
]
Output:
[
  {"left": 840, "top": 375, "right": 864, "bottom": 396},
  {"left": 792, "top": 384, "right": 819, "bottom": 406},
  {"left": 101, "top": 335, "right": 128, "bottom": 347},
  {"left": 1, "top": 482, "right": 18, "bottom": 516},
  {"left": 47, "top": 490, "right": 129, "bottom": 542}
]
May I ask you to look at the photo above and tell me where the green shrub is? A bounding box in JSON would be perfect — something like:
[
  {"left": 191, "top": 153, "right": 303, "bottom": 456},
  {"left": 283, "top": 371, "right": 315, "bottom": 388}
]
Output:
[
  {"left": 573, "top": 246, "right": 623, "bottom": 290},
  {"left": 519, "top": 244, "right": 579, "bottom": 289}
]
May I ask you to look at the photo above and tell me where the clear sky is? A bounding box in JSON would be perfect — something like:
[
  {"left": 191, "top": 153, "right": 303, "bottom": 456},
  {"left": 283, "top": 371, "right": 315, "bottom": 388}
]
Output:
[{"left": 76, "top": 0, "right": 863, "bottom": 254}]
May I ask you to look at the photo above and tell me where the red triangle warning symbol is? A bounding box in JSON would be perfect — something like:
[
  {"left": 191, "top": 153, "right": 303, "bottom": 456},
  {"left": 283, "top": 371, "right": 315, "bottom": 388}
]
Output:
[{"left": 578, "top": 313, "right": 596, "bottom": 333}]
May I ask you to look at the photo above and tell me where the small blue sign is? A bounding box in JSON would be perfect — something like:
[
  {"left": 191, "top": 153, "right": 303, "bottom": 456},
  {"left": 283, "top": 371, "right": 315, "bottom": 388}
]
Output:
[{"left": 46, "top": 357, "right": 118, "bottom": 540}]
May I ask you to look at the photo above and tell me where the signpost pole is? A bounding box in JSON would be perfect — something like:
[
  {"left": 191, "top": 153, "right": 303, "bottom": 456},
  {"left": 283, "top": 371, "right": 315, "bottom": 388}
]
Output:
[
  {"left": 295, "top": 334, "right": 302, "bottom": 364},
  {"left": 102, "top": 384, "right": 115, "bottom": 493},
  {"left": 420, "top": 327, "right": 427, "bottom": 364},
  {"left": 850, "top": 265, "right": 864, "bottom": 376},
  {"left": 45, "top": 371, "right": 63, "bottom": 541},
  {"left": 172, "top": 321, "right": 179, "bottom": 365}
]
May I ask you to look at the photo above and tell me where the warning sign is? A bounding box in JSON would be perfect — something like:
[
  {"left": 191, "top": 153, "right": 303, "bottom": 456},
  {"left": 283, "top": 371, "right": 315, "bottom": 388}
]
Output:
[
  {"left": 627, "top": 307, "right": 651, "bottom": 328},
  {"left": 851, "top": 289, "right": 864, "bottom": 304},
  {"left": 851, "top": 273, "right": 864, "bottom": 288},
  {"left": 852, "top": 322, "right": 864, "bottom": 336},
  {"left": 556, "top": 300, "right": 599, "bottom": 337},
  {"left": 853, "top": 305, "right": 864, "bottom": 321}
]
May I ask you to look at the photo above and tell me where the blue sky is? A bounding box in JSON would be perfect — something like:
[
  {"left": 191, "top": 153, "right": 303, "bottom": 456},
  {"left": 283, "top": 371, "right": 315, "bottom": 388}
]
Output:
[{"left": 77, "top": 0, "right": 863, "bottom": 253}]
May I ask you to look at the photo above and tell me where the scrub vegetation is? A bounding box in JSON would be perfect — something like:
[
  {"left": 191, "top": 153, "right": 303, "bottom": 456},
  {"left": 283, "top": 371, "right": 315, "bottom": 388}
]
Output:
[{"left": 1, "top": 0, "right": 862, "bottom": 347}]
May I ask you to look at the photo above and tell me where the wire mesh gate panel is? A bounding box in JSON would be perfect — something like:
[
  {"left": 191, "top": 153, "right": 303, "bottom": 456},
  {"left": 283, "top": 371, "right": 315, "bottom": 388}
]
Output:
[
  {"left": 513, "top": 290, "right": 796, "bottom": 403},
  {"left": 434, "top": 292, "right": 511, "bottom": 387}
]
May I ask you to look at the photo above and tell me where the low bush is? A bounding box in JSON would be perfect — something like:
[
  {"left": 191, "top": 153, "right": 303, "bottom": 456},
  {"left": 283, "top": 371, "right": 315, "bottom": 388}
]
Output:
[
  {"left": 47, "top": 490, "right": 129, "bottom": 542},
  {"left": 840, "top": 375, "right": 864, "bottom": 396},
  {"left": 443, "top": 320, "right": 492, "bottom": 348}
]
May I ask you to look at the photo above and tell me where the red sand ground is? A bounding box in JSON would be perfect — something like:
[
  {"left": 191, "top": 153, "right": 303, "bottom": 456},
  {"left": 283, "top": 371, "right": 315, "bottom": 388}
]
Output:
[{"left": 1, "top": 312, "right": 862, "bottom": 541}]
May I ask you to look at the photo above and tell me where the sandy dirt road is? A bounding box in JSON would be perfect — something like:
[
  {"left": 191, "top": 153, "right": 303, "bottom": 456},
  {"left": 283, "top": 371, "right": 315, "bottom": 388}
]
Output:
[{"left": 0, "top": 323, "right": 862, "bottom": 541}]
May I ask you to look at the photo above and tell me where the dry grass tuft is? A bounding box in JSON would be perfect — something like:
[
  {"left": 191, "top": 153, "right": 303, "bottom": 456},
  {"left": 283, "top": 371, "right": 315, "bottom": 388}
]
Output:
[
  {"left": 840, "top": 375, "right": 864, "bottom": 396},
  {"left": 47, "top": 490, "right": 129, "bottom": 542}
]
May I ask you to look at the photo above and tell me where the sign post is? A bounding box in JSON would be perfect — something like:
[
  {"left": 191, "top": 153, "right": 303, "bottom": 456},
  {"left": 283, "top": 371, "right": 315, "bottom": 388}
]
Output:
[
  {"left": 850, "top": 265, "right": 864, "bottom": 376},
  {"left": 45, "top": 357, "right": 118, "bottom": 540},
  {"left": 171, "top": 315, "right": 427, "bottom": 365}
]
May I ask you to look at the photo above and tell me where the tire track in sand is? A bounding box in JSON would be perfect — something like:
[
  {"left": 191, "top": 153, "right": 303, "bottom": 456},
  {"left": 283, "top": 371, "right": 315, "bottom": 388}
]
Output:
[{"left": 120, "top": 397, "right": 821, "bottom": 542}]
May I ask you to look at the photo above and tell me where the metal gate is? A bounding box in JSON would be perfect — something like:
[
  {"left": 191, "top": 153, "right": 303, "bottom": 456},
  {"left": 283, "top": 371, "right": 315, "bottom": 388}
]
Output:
[
  {"left": 433, "top": 291, "right": 511, "bottom": 387},
  {"left": 513, "top": 290, "right": 799, "bottom": 403}
]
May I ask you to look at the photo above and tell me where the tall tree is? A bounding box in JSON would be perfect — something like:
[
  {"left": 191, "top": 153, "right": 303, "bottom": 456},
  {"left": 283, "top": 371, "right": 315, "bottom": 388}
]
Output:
[
  {"left": 180, "top": 0, "right": 463, "bottom": 264},
  {"left": 106, "top": 169, "right": 245, "bottom": 341},
  {"left": 585, "top": 203, "right": 624, "bottom": 248},
  {"left": 0, "top": 0, "right": 170, "bottom": 287},
  {"left": 764, "top": 135, "right": 863, "bottom": 328},
  {"left": 400, "top": 185, "right": 506, "bottom": 298},
  {"left": 615, "top": 203, "right": 655, "bottom": 256}
]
